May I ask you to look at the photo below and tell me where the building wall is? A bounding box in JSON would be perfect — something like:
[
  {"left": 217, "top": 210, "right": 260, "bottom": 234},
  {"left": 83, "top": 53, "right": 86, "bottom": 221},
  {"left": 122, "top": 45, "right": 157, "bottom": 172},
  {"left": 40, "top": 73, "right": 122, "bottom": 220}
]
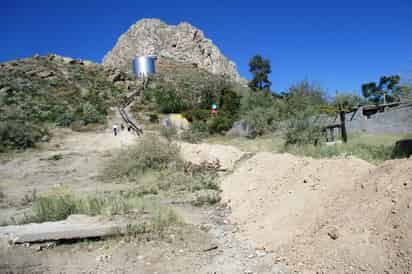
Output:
[{"left": 346, "top": 106, "right": 412, "bottom": 134}]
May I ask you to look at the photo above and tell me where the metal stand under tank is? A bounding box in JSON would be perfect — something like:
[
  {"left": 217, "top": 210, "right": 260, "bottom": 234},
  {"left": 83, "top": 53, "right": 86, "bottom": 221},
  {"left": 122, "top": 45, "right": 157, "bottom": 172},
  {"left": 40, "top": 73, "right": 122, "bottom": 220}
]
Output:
[{"left": 132, "top": 56, "right": 157, "bottom": 78}]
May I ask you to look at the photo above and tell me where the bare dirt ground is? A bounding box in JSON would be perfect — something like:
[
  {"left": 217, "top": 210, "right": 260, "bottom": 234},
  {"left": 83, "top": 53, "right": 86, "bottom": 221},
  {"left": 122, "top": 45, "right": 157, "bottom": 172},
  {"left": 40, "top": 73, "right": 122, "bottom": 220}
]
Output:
[{"left": 1, "top": 124, "right": 411, "bottom": 273}]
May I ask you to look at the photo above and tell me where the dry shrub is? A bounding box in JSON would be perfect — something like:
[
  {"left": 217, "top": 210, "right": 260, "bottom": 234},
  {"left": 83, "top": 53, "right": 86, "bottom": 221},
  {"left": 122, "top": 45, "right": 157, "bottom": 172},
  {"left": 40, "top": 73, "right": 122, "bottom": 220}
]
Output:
[{"left": 103, "top": 134, "right": 181, "bottom": 181}]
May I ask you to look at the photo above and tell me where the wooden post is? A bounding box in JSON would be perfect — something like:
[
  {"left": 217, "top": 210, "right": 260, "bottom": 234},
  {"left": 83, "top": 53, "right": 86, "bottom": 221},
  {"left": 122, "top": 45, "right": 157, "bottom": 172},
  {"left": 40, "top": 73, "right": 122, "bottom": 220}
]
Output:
[{"left": 339, "top": 111, "right": 348, "bottom": 143}]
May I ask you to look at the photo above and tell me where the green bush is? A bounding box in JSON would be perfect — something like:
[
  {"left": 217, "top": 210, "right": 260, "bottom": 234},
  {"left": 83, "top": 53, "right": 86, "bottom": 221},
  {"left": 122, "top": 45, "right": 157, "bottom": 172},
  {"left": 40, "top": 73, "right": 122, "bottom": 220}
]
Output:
[
  {"left": 240, "top": 90, "right": 277, "bottom": 112},
  {"left": 153, "top": 88, "right": 189, "bottom": 113},
  {"left": 77, "top": 102, "right": 105, "bottom": 124},
  {"left": 56, "top": 111, "right": 75, "bottom": 127},
  {"left": 284, "top": 116, "right": 323, "bottom": 146},
  {"left": 0, "top": 121, "right": 46, "bottom": 151},
  {"left": 207, "top": 113, "right": 234, "bottom": 134},
  {"left": 149, "top": 113, "right": 159, "bottom": 123},
  {"left": 283, "top": 80, "right": 327, "bottom": 118},
  {"left": 219, "top": 88, "right": 241, "bottom": 116},
  {"left": 239, "top": 90, "right": 285, "bottom": 136},
  {"left": 32, "top": 190, "right": 77, "bottom": 222},
  {"left": 183, "top": 109, "right": 210, "bottom": 122},
  {"left": 242, "top": 107, "right": 278, "bottom": 136},
  {"left": 191, "top": 120, "right": 209, "bottom": 134}
]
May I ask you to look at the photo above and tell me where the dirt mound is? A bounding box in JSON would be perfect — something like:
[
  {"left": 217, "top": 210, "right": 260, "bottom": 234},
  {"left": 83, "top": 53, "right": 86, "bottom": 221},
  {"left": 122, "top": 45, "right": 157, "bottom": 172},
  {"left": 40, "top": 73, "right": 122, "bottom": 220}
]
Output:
[
  {"left": 179, "top": 143, "right": 244, "bottom": 171},
  {"left": 221, "top": 153, "right": 412, "bottom": 273}
]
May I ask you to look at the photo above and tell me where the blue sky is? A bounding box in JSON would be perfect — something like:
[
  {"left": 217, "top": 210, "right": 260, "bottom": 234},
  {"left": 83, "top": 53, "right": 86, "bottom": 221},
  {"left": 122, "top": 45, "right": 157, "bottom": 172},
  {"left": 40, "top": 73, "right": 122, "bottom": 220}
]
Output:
[{"left": 1, "top": 0, "right": 411, "bottom": 95}]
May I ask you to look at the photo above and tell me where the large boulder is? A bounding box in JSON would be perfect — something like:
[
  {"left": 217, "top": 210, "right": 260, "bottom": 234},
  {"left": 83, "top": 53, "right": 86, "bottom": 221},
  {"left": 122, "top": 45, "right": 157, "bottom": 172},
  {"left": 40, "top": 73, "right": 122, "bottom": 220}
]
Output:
[
  {"left": 161, "top": 114, "right": 190, "bottom": 130},
  {"left": 226, "top": 120, "right": 256, "bottom": 138}
]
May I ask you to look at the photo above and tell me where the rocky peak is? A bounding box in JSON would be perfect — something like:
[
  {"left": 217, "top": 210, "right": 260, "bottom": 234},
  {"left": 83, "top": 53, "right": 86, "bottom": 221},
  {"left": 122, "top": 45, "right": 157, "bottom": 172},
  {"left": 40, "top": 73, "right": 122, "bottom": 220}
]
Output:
[{"left": 103, "top": 18, "right": 245, "bottom": 84}]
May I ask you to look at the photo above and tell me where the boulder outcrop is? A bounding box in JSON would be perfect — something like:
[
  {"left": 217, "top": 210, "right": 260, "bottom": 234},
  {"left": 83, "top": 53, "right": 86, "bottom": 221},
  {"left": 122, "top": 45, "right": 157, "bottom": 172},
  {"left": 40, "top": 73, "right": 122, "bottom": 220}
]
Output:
[{"left": 103, "top": 18, "right": 245, "bottom": 84}]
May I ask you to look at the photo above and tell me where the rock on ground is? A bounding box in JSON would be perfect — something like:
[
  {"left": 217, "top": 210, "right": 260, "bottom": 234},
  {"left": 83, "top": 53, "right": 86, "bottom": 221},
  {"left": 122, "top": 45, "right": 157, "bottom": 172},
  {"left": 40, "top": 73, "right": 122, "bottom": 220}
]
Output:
[
  {"left": 226, "top": 120, "right": 256, "bottom": 138},
  {"left": 160, "top": 114, "right": 190, "bottom": 131}
]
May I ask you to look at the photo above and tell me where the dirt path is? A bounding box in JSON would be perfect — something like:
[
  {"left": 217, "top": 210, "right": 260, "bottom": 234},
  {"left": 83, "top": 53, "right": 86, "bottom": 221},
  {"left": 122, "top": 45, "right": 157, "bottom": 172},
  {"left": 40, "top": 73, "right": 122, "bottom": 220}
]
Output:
[{"left": 0, "top": 126, "right": 138, "bottom": 223}]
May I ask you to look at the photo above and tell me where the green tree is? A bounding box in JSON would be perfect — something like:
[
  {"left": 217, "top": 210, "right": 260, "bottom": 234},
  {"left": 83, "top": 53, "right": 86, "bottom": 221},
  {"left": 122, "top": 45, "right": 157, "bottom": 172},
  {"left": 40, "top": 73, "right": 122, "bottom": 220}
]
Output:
[
  {"left": 333, "top": 93, "right": 362, "bottom": 112},
  {"left": 361, "top": 75, "right": 401, "bottom": 104},
  {"left": 248, "top": 55, "right": 271, "bottom": 91},
  {"left": 394, "top": 83, "right": 412, "bottom": 103},
  {"left": 283, "top": 80, "right": 326, "bottom": 117}
]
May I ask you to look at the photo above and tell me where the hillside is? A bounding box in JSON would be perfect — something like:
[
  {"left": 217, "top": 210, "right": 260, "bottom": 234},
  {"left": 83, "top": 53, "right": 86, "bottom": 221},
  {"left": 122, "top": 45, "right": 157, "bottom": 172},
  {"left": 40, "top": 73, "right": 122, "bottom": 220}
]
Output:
[
  {"left": 0, "top": 53, "right": 249, "bottom": 151},
  {"left": 0, "top": 54, "right": 135, "bottom": 151}
]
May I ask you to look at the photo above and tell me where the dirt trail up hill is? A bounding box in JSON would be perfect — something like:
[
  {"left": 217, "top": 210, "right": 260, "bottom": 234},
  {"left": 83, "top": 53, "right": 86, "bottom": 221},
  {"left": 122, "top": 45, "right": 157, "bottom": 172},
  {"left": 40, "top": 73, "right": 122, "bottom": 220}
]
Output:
[{"left": 221, "top": 152, "right": 412, "bottom": 273}]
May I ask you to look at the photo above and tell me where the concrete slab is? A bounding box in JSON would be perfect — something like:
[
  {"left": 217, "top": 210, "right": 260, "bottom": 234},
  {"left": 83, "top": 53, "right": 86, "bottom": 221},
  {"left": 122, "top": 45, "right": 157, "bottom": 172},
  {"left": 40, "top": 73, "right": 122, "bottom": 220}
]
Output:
[{"left": 0, "top": 215, "right": 128, "bottom": 244}]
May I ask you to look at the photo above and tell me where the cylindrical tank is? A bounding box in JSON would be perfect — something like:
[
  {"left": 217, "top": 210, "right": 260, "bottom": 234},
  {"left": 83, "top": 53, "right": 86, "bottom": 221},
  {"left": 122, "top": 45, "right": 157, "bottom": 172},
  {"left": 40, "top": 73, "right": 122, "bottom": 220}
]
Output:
[{"left": 132, "top": 55, "right": 156, "bottom": 77}]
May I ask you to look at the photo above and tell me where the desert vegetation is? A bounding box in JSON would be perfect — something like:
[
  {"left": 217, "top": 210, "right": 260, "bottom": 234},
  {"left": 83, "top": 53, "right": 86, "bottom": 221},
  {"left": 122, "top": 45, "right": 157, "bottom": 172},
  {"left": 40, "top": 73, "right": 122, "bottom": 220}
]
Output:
[
  {"left": 0, "top": 55, "right": 130, "bottom": 152},
  {"left": 2, "top": 53, "right": 411, "bottom": 162},
  {"left": 102, "top": 134, "right": 221, "bottom": 206}
]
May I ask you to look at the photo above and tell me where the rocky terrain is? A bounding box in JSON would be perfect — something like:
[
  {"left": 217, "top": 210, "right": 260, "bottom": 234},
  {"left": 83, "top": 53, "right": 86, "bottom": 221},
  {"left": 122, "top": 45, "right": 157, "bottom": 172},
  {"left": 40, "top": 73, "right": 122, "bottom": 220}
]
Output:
[{"left": 103, "top": 18, "right": 246, "bottom": 84}]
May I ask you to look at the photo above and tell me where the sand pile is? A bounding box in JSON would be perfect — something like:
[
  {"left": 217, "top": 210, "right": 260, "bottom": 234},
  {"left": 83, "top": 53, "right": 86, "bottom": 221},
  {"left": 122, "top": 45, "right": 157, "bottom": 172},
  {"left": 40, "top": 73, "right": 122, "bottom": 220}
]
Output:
[{"left": 221, "top": 153, "right": 412, "bottom": 273}]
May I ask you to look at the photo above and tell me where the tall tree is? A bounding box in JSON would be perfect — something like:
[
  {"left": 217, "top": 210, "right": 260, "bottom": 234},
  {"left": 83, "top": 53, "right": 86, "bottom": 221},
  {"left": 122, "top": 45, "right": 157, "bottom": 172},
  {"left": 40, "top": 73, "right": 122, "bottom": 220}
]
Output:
[
  {"left": 361, "top": 75, "right": 400, "bottom": 104},
  {"left": 248, "top": 55, "right": 271, "bottom": 91}
]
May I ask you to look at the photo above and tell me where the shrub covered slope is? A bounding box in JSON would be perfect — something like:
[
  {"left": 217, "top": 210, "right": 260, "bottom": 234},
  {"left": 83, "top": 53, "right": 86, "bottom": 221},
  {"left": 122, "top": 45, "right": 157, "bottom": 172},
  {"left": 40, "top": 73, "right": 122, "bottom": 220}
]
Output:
[{"left": 0, "top": 55, "right": 132, "bottom": 151}]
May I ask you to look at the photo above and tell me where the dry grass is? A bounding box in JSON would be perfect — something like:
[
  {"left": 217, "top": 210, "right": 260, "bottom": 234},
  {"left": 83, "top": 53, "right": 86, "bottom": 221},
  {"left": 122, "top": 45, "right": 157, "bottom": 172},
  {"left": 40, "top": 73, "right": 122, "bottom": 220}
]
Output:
[
  {"left": 207, "top": 133, "right": 412, "bottom": 164},
  {"left": 205, "top": 133, "right": 284, "bottom": 153},
  {"left": 101, "top": 133, "right": 222, "bottom": 206},
  {"left": 283, "top": 133, "right": 412, "bottom": 163},
  {"left": 102, "top": 134, "right": 182, "bottom": 182},
  {"left": 23, "top": 186, "right": 182, "bottom": 239}
]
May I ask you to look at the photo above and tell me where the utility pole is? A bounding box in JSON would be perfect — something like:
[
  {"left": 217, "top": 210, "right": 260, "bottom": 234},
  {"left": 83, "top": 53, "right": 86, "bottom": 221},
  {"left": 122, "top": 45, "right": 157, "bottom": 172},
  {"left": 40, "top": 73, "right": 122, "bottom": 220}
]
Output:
[{"left": 339, "top": 111, "right": 347, "bottom": 143}]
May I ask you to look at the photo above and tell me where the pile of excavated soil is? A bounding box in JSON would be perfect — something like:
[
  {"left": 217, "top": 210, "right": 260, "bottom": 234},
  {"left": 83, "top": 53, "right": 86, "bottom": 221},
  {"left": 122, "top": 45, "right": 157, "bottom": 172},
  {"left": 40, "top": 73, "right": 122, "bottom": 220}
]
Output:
[
  {"left": 221, "top": 152, "right": 412, "bottom": 273},
  {"left": 179, "top": 143, "right": 245, "bottom": 171}
]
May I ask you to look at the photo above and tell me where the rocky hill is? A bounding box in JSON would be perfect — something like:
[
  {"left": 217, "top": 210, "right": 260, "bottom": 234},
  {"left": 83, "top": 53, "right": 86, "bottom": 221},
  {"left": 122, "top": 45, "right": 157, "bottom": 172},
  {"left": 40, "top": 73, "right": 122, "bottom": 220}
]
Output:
[{"left": 103, "top": 19, "right": 245, "bottom": 84}]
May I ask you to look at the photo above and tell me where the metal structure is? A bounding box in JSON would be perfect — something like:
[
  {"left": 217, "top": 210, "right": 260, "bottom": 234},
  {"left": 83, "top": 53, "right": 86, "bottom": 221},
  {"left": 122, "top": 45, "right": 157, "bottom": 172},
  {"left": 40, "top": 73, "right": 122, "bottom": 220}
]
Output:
[
  {"left": 117, "top": 56, "right": 156, "bottom": 135},
  {"left": 132, "top": 55, "right": 157, "bottom": 78},
  {"left": 117, "top": 78, "right": 150, "bottom": 135}
]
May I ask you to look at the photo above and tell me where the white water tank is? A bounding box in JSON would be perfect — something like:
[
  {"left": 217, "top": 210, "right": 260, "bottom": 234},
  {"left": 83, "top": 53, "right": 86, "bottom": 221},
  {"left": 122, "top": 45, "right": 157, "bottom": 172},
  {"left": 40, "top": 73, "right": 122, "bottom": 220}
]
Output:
[{"left": 132, "top": 55, "right": 157, "bottom": 78}]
